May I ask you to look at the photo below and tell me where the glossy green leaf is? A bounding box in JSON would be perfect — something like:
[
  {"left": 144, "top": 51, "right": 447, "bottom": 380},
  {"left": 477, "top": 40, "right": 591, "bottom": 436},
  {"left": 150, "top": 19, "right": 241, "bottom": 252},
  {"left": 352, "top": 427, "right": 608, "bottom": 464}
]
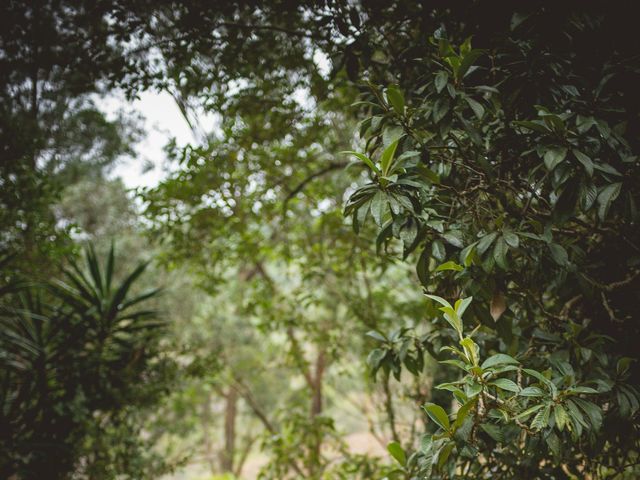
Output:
[
  {"left": 573, "top": 150, "right": 594, "bottom": 176},
  {"left": 465, "top": 96, "right": 485, "bottom": 119},
  {"left": 435, "top": 71, "right": 448, "bottom": 93},
  {"left": 424, "top": 402, "right": 450, "bottom": 431},
  {"left": 481, "top": 353, "right": 519, "bottom": 369},
  {"left": 386, "top": 85, "right": 405, "bottom": 115},
  {"left": 597, "top": 182, "right": 622, "bottom": 221},
  {"left": 491, "top": 378, "right": 520, "bottom": 393},
  {"left": 544, "top": 147, "right": 567, "bottom": 171},
  {"left": 454, "top": 297, "right": 473, "bottom": 318},
  {"left": 380, "top": 139, "right": 399, "bottom": 176},
  {"left": 387, "top": 441, "right": 406, "bottom": 466},
  {"left": 341, "top": 150, "right": 380, "bottom": 175},
  {"left": 436, "top": 261, "right": 464, "bottom": 272}
]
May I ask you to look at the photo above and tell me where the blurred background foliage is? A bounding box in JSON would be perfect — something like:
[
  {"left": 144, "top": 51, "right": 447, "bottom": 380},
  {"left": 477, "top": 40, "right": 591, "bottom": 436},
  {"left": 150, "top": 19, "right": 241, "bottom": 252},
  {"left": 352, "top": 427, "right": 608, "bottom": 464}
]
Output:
[{"left": 1, "top": 1, "right": 639, "bottom": 479}]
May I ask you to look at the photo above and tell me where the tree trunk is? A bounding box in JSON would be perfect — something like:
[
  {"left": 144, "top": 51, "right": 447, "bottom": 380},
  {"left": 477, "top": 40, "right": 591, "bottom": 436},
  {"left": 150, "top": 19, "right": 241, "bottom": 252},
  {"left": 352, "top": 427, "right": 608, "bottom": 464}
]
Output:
[
  {"left": 383, "top": 373, "right": 399, "bottom": 443},
  {"left": 201, "top": 392, "right": 216, "bottom": 474},
  {"left": 311, "top": 349, "right": 326, "bottom": 417},
  {"left": 219, "top": 387, "right": 238, "bottom": 472}
]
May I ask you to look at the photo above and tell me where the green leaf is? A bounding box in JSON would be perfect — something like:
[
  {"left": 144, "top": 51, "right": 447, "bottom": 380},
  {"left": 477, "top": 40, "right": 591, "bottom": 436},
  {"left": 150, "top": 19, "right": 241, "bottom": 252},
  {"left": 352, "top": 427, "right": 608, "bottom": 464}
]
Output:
[
  {"left": 477, "top": 232, "right": 498, "bottom": 255},
  {"left": 465, "top": 380, "right": 483, "bottom": 398},
  {"left": 491, "top": 378, "right": 520, "bottom": 393},
  {"left": 387, "top": 441, "right": 406, "bottom": 466},
  {"left": 383, "top": 126, "right": 404, "bottom": 147},
  {"left": 464, "top": 96, "right": 485, "bottom": 120},
  {"left": 573, "top": 150, "right": 594, "bottom": 176},
  {"left": 544, "top": 147, "right": 567, "bottom": 171},
  {"left": 425, "top": 294, "right": 453, "bottom": 309},
  {"left": 366, "top": 330, "right": 387, "bottom": 342},
  {"left": 573, "top": 398, "right": 603, "bottom": 431},
  {"left": 481, "top": 354, "right": 519, "bottom": 369},
  {"left": 524, "top": 369, "right": 557, "bottom": 398},
  {"left": 460, "top": 337, "right": 479, "bottom": 366},
  {"left": 416, "top": 247, "right": 430, "bottom": 287},
  {"left": 436, "top": 382, "right": 466, "bottom": 398},
  {"left": 452, "top": 398, "right": 476, "bottom": 429},
  {"left": 480, "top": 423, "right": 503, "bottom": 442},
  {"left": 437, "top": 442, "right": 455, "bottom": 469},
  {"left": 458, "top": 49, "right": 484, "bottom": 78},
  {"left": 380, "top": 139, "right": 399, "bottom": 176},
  {"left": 436, "top": 261, "right": 464, "bottom": 272},
  {"left": 432, "top": 239, "right": 446, "bottom": 261},
  {"left": 433, "top": 97, "right": 449, "bottom": 123},
  {"left": 503, "top": 231, "right": 519, "bottom": 248},
  {"left": 367, "top": 348, "right": 386, "bottom": 374},
  {"left": 493, "top": 237, "right": 508, "bottom": 269},
  {"left": 386, "top": 85, "right": 405, "bottom": 115},
  {"left": 370, "top": 191, "right": 387, "bottom": 226},
  {"left": 554, "top": 404, "right": 568, "bottom": 431},
  {"left": 530, "top": 404, "right": 551, "bottom": 430},
  {"left": 566, "top": 386, "right": 598, "bottom": 395},
  {"left": 546, "top": 431, "right": 562, "bottom": 457},
  {"left": 423, "top": 403, "right": 450, "bottom": 431},
  {"left": 593, "top": 162, "right": 622, "bottom": 176},
  {"left": 420, "top": 434, "right": 432, "bottom": 454},
  {"left": 515, "top": 403, "right": 545, "bottom": 420},
  {"left": 440, "top": 359, "right": 468, "bottom": 371},
  {"left": 443, "top": 231, "right": 464, "bottom": 248},
  {"left": 519, "top": 386, "right": 545, "bottom": 397},
  {"left": 548, "top": 243, "right": 568, "bottom": 266},
  {"left": 460, "top": 243, "right": 476, "bottom": 267},
  {"left": 597, "top": 182, "right": 622, "bottom": 221},
  {"left": 581, "top": 183, "right": 598, "bottom": 211},
  {"left": 441, "top": 306, "right": 463, "bottom": 336},
  {"left": 454, "top": 297, "right": 473, "bottom": 318},
  {"left": 435, "top": 71, "right": 448, "bottom": 93},
  {"left": 565, "top": 399, "right": 588, "bottom": 431},
  {"left": 341, "top": 151, "right": 380, "bottom": 175}
]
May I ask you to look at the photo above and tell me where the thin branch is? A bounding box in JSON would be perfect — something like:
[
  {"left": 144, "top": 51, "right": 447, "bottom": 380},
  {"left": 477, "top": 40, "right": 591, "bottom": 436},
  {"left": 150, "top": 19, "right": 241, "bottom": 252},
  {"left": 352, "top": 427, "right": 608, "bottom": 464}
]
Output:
[{"left": 281, "top": 161, "right": 347, "bottom": 214}]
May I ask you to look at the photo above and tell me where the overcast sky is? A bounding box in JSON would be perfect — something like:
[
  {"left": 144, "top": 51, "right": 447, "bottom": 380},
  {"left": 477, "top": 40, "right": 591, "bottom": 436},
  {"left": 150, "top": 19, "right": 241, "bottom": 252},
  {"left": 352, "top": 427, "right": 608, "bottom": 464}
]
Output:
[
  {"left": 101, "top": 90, "right": 195, "bottom": 189},
  {"left": 105, "top": 49, "right": 329, "bottom": 190}
]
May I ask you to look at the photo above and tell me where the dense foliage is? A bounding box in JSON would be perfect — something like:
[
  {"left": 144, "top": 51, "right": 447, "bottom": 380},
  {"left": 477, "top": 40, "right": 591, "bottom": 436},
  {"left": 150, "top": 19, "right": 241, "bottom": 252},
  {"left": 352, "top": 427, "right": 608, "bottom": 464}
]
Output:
[
  {"left": 342, "top": 8, "right": 640, "bottom": 478},
  {"left": 0, "top": 246, "right": 170, "bottom": 478},
  {"left": 1, "top": 1, "right": 639, "bottom": 479}
]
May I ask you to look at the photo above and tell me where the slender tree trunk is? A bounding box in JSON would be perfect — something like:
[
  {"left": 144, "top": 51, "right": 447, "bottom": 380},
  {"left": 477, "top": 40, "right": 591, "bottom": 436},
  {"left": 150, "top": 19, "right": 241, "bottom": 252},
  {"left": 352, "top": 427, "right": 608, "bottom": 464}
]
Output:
[
  {"left": 233, "top": 434, "right": 257, "bottom": 478},
  {"left": 201, "top": 391, "right": 216, "bottom": 474},
  {"left": 220, "top": 387, "right": 238, "bottom": 472},
  {"left": 383, "top": 373, "right": 399, "bottom": 443},
  {"left": 311, "top": 349, "right": 326, "bottom": 417},
  {"left": 308, "top": 348, "right": 327, "bottom": 478}
]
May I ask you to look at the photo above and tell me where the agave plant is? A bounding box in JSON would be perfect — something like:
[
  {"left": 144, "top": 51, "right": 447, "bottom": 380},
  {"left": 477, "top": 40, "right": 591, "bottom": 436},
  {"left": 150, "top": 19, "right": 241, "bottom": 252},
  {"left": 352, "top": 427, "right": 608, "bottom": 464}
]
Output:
[
  {"left": 52, "top": 244, "right": 163, "bottom": 363},
  {"left": 0, "top": 244, "right": 164, "bottom": 479}
]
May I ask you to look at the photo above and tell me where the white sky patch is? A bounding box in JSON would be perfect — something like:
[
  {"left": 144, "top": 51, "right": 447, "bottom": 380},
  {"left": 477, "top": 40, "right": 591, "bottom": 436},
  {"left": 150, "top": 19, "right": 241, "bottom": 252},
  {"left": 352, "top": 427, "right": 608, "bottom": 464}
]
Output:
[
  {"left": 97, "top": 90, "right": 196, "bottom": 189},
  {"left": 313, "top": 48, "right": 331, "bottom": 78},
  {"left": 95, "top": 47, "right": 330, "bottom": 191}
]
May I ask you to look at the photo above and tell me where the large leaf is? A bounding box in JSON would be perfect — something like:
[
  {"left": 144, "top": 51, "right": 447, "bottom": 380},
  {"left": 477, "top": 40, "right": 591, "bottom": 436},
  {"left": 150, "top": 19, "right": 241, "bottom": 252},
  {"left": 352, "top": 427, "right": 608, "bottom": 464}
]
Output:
[
  {"left": 387, "top": 441, "right": 406, "bottom": 466},
  {"left": 597, "top": 182, "right": 622, "bottom": 221},
  {"left": 386, "top": 85, "right": 405, "bottom": 115},
  {"left": 424, "top": 402, "right": 450, "bottom": 431}
]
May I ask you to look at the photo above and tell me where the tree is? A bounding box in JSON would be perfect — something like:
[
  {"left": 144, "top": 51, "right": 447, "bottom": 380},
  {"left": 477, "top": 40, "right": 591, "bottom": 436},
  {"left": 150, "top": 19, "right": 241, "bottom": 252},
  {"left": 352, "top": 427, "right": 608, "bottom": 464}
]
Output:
[
  {"left": 0, "top": 0, "right": 144, "bottom": 278},
  {"left": 129, "top": 2, "right": 640, "bottom": 477},
  {"left": 0, "top": 245, "right": 171, "bottom": 479},
  {"left": 344, "top": 5, "right": 640, "bottom": 478}
]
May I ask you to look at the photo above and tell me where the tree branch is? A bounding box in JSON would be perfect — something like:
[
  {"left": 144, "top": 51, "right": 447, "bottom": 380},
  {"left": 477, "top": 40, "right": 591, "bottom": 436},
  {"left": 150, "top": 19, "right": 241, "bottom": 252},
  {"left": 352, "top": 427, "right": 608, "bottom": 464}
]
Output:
[{"left": 281, "top": 161, "right": 347, "bottom": 214}]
